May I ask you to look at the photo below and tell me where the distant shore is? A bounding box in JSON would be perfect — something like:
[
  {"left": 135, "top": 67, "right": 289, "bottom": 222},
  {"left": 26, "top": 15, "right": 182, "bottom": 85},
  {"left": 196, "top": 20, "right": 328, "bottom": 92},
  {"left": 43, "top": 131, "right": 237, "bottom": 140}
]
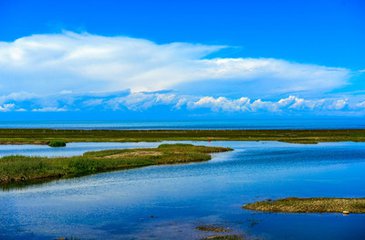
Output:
[{"left": 1, "top": 129, "right": 365, "bottom": 145}]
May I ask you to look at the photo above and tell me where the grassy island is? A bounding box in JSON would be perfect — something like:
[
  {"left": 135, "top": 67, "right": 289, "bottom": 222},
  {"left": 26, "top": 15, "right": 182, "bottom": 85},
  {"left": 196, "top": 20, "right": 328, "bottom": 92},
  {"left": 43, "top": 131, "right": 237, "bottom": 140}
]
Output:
[
  {"left": 0, "top": 144, "right": 232, "bottom": 188},
  {"left": 243, "top": 197, "right": 365, "bottom": 213},
  {"left": 201, "top": 235, "right": 244, "bottom": 240},
  {"left": 47, "top": 140, "right": 67, "bottom": 147},
  {"left": 0, "top": 129, "right": 365, "bottom": 145},
  {"left": 196, "top": 225, "right": 230, "bottom": 233},
  {"left": 196, "top": 225, "right": 244, "bottom": 240}
]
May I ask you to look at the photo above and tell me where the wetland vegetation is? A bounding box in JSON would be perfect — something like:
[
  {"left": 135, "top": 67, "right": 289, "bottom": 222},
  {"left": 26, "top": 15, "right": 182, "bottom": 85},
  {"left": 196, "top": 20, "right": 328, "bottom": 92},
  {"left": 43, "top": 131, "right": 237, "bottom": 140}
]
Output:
[
  {"left": 1, "top": 129, "right": 365, "bottom": 145},
  {"left": 0, "top": 144, "right": 232, "bottom": 188},
  {"left": 243, "top": 197, "right": 365, "bottom": 213},
  {"left": 196, "top": 225, "right": 245, "bottom": 240},
  {"left": 196, "top": 225, "right": 230, "bottom": 233},
  {"left": 201, "top": 235, "right": 244, "bottom": 240},
  {"left": 47, "top": 140, "right": 67, "bottom": 147}
]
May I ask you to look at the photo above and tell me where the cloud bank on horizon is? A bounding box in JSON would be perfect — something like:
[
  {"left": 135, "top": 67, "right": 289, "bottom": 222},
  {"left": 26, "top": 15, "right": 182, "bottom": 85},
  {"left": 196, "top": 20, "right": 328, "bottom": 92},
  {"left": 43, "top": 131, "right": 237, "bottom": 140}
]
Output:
[{"left": 0, "top": 32, "right": 364, "bottom": 115}]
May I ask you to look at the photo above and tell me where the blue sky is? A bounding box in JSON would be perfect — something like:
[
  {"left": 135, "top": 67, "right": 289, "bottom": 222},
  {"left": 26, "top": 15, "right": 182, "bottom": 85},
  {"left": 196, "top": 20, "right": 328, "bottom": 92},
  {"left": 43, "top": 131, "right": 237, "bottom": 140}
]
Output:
[{"left": 0, "top": 0, "right": 364, "bottom": 120}]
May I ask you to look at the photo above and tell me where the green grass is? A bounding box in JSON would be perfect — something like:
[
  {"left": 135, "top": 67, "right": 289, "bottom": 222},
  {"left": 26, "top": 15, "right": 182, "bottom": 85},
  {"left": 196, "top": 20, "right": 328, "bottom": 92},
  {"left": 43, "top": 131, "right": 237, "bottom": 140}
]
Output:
[
  {"left": 243, "top": 197, "right": 365, "bottom": 213},
  {"left": 47, "top": 140, "right": 66, "bottom": 147},
  {"left": 196, "top": 225, "right": 244, "bottom": 240},
  {"left": 0, "top": 129, "right": 365, "bottom": 145},
  {"left": 201, "top": 235, "right": 244, "bottom": 240},
  {"left": 0, "top": 144, "right": 232, "bottom": 188},
  {"left": 196, "top": 225, "right": 230, "bottom": 233}
]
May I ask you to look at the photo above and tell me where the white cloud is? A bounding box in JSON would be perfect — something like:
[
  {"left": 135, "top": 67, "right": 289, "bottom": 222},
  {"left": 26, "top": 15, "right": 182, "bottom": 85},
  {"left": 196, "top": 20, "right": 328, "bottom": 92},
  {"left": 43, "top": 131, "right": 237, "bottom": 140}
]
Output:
[
  {"left": 328, "top": 99, "right": 348, "bottom": 110},
  {"left": 0, "top": 32, "right": 361, "bottom": 115},
  {"left": 0, "top": 90, "right": 364, "bottom": 114},
  {"left": 31, "top": 107, "right": 67, "bottom": 112},
  {"left": 106, "top": 92, "right": 178, "bottom": 111},
  {"left": 0, "top": 32, "right": 351, "bottom": 97},
  {"left": 82, "top": 98, "right": 104, "bottom": 107},
  {"left": 356, "top": 101, "right": 365, "bottom": 108},
  {"left": 0, "top": 91, "right": 37, "bottom": 104},
  {"left": 0, "top": 103, "right": 15, "bottom": 112},
  {"left": 187, "top": 95, "right": 362, "bottom": 113},
  {"left": 190, "top": 96, "right": 250, "bottom": 111}
]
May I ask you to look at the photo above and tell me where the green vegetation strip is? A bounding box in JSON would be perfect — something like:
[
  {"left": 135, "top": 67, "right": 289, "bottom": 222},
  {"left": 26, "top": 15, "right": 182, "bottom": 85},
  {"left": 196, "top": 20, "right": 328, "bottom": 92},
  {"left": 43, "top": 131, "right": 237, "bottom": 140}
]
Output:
[
  {"left": 243, "top": 197, "right": 365, "bottom": 213},
  {"left": 0, "top": 144, "right": 232, "bottom": 188},
  {"left": 202, "top": 235, "right": 244, "bottom": 240},
  {"left": 47, "top": 140, "right": 67, "bottom": 147},
  {"left": 196, "top": 225, "right": 230, "bottom": 233},
  {"left": 196, "top": 225, "right": 244, "bottom": 240},
  {"left": 0, "top": 129, "right": 365, "bottom": 145}
]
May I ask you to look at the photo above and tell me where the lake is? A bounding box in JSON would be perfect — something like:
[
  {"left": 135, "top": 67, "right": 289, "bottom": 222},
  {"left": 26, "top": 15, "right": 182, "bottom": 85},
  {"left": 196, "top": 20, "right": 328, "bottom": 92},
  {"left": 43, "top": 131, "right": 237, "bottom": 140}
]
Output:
[{"left": 0, "top": 141, "right": 364, "bottom": 240}]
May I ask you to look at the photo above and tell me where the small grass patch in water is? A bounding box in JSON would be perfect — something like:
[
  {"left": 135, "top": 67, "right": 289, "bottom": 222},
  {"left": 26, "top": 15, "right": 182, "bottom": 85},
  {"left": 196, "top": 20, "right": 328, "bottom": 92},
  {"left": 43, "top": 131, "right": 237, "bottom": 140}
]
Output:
[
  {"left": 243, "top": 197, "right": 365, "bottom": 213},
  {"left": 202, "top": 235, "right": 245, "bottom": 240},
  {"left": 47, "top": 140, "right": 66, "bottom": 147},
  {"left": 196, "top": 224, "right": 245, "bottom": 240},
  {"left": 196, "top": 225, "right": 230, "bottom": 233}
]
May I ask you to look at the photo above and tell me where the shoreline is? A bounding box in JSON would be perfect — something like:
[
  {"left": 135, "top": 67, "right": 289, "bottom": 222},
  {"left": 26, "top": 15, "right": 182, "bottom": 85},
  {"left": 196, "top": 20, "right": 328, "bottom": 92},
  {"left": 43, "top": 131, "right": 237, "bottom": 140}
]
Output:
[{"left": 1, "top": 129, "right": 365, "bottom": 145}]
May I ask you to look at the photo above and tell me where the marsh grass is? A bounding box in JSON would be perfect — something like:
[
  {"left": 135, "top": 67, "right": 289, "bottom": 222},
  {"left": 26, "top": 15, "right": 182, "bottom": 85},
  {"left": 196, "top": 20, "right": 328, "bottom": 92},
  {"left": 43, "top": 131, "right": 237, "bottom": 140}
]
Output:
[
  {"left": 0, "top": 144, "right": 232, "bottom": 188},
  {"left": 202, "top": 235, "right": 244, "bottom": 240},
  {"left": 243, "top": 197, "right": 365, "bottom": 213},
  {"left": 48, "top": 140, "right": 66, "bottom": 147},
  {"left": 0, "top": 129, "right": 365, "bottom": 145},
  {"left": 196, "top": 225, "right": 230, "bottom": 233},
  {"left": 196, "top": 225, "right": 244, "bottom": 240}
]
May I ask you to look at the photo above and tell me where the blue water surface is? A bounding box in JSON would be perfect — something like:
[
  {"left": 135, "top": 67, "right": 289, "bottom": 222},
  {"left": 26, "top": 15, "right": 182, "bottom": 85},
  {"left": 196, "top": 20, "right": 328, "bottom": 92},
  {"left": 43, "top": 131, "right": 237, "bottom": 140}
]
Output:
[
  {"left": 0, "top": 142, "right": 161, "bottom": 158},
  {"left": 0, "top": 119, "right": 364, "bottom": 130},
  {"left": 0, "top": 141, "right": 364, "bottom": 240}
]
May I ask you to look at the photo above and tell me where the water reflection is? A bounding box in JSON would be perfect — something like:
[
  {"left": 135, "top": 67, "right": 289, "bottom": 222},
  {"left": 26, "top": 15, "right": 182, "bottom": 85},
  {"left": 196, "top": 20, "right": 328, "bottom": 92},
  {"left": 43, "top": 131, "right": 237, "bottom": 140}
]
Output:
[{"left": 0, "top": 141, "right": 364, "bottom": 240}]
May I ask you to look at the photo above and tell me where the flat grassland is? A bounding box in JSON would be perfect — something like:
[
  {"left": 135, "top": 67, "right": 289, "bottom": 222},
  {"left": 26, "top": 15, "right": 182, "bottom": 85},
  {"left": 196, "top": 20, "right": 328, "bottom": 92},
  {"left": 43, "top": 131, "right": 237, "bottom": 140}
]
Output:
[
  {"left": 243, "top": 197, "right": 365, "bottom": 213},
  {"left": 0, "top": 144, "right": 232, "bottom": 188},
  {"left": 1, "top": 129, "right": 365, "bottom": 144}
]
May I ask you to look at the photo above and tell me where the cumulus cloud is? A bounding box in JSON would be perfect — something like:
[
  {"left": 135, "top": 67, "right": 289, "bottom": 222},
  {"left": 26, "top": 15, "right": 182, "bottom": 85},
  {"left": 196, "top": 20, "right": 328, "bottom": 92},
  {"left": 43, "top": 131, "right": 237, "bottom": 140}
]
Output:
[
  {"left": 106, "top": 92, "right": 177, "bottom": 111},
  {"left": 0, "top": 91, "right": 363, "bottom": 115},
  {"left": 188, "top": 95, "right": 357, "bottom": 113},
  {"left": 0, "top": 32, "right": 351, "bottom": 97},
  {"left": 32, "top": 107, "right": 67, "bottom": 112},
  {"left": 0, "top": 91, "right": 37, "bottom": 104},
  {"left": 0, "top": 31, "right": 361, "bottom": 116},
  {"left": 356, "top": 101, "right": 365, "bottom": 109},
  {"left": 0, "top": 103, "right": 15, "bottom": 112},
  {"left": 190, "top": 96, "right": 250, "bottom": 111}
]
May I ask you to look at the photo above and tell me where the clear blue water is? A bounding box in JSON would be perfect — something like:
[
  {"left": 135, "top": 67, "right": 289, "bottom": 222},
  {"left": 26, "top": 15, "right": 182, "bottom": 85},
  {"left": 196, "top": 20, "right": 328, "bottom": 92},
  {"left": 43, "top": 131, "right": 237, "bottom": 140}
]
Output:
[
  {"left": 0, "top": 142, "right": 162, "bottom": 158},
  {"left": 0, "top": 141, "right": 365, "bottom": 240},
  {"left": 0, "top": 119, "right": 364, "bottom": 129}
]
